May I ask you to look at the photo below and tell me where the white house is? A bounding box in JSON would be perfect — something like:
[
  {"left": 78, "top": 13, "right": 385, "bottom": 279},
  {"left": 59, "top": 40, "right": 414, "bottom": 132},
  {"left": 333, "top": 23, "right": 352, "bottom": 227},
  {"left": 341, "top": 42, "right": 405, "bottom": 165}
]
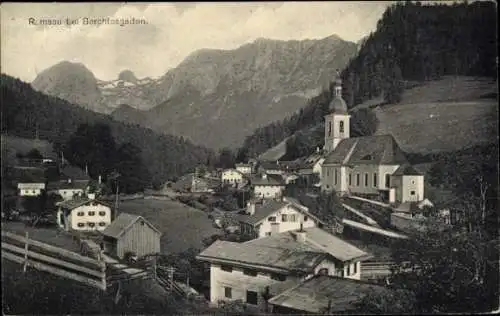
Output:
[
  {"left": 320, "top": 72, "right": 425, "bottom": 204},
  {"left": 15, "top": 168, "right": 47, "bottom": 197},
  {"left": 57, "top": 195, "right": 113, "bottom": 232},
  {"left": 221, "top": 169, "right": 245, "bottom": 186},
  {"left": 196, "top": 227, "right": 372, "bottom": 306},
  {"left": 47, "top": 179, "right": 89, "bottom": 201},
  {"left": 251, "top": 174, "right": 285, "bottom": 200},
  {"left": 239, "top": 197, "right": 324, "bottom": 238},
  {"left": 235, "top": 163, "right": 253, "bottom": 175},
  {"left": 18, "top": 182, "right": 46, "bottom": 197}
]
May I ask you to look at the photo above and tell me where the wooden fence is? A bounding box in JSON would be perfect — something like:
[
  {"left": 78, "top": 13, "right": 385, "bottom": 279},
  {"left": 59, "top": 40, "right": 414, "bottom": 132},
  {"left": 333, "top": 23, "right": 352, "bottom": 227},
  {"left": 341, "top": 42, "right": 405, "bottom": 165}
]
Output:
[{"left": 1, "top": 231, "right": 107, "bottom": 290}]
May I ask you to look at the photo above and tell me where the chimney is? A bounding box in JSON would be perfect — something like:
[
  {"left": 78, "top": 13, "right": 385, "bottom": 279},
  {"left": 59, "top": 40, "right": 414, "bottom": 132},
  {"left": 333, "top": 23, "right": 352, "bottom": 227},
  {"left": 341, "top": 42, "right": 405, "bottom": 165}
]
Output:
[
  {"left": 316, "top": 147, "right": 320, "bottom": 154},
  {"left": 247, "top": 201, "right": 256, "bottom": 215},
  {"left": 262, "top": 173, "right": 267, "bottom": 180},
  {"left": 294, "top": 229, "right": 307, "bottom": 243},
  {"left": 88, "top": 193, "right": 96, "bottom": 200},
  {"left": 68, "top": 178, "right": 72, "bottom": 184},
  {"left": 98, "top": 175, "right": 102, "bottom": 185}
]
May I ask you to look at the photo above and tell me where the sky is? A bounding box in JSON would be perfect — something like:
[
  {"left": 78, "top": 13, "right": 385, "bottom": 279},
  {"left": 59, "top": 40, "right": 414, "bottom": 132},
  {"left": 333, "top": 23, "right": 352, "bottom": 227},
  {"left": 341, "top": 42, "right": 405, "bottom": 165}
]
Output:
[{"left": 1, "top": 2, "right": 394, "bottom": 82}]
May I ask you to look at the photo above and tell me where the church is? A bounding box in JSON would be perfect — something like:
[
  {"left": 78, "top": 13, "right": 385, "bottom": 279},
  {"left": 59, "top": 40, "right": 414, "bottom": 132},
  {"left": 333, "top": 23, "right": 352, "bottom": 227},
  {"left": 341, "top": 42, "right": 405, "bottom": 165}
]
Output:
[{"left": 321, "top": 74, "right": 424, "bottom": 204}]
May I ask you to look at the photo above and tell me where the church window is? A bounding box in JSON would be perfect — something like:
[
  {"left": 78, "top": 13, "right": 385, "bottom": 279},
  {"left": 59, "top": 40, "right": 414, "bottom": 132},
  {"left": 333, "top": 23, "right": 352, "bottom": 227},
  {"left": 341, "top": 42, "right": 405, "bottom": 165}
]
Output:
[
  {"left": 328, "top": 121, "right": 332, "bottom": 137},
  {"left": 356, "top": 174, "right": 360, "bottom": 186},
  {"left": 349, "top": 173, "right": 352, "bottom": 186},
  {"left": 364, "top": 173, "right": 369, "bottom": 186},
  {"left": 334, "top": 169, "right": 338, "bottom": 185},
  {"left": 373, "top": 173, "right": 378, "bottom": 187},
  {"left": 327, "top": 169, "right": 330, "bottom": 177},
  {"left": 339, "top": 121, "right": 344, "bottom": 133},
  {"left": 385, "top": 174, "right": 391, "bottom": 188}
]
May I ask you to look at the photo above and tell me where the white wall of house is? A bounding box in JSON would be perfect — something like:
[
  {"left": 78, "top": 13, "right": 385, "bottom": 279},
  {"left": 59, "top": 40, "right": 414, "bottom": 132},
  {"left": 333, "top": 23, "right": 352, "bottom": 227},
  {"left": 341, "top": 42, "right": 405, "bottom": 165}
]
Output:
[
  {"left": 254, "top": 185, "right": 284, "bottom": 199},
  {"left": 378, "top": 165, "right": 401, "bottom": 189},
  {"left": 221, "top": 169, "right": 244, "bottom": 184},
  {"left": 18, "top": 183, "right": 45, "bottom": 196},
  {"left": 57, "top": 189, "right": 84, "bottom": 200},
  {"left": 236, "top": 166, "right": 252, "bottom": 174},
  {"left": 255, "top": 205, "right": 318, "bottom": 238},
  {"left": 346, "top": 165, "right": 379, "bottom": 195},
  {"left": 401, "top": 175, "right": 425, "bottom": 202},
  {"left": 209, "top": 263, "right": 302, "bottom": 305},
  {"left": 67, "top": 203, "right": 112, "bottom": 231}
]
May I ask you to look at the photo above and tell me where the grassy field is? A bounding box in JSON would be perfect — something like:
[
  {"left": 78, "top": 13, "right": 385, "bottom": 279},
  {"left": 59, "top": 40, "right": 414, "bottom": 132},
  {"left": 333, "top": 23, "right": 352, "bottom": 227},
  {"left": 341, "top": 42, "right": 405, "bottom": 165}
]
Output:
[
  {"left": 374, "top": 99, "right": 498, "bottom": 154},
  {"left": 116, "top": 198, "right": 221, "bottom": 254},
  {"left": 1, "top": 134, "right": 56, "bottom": 165}
]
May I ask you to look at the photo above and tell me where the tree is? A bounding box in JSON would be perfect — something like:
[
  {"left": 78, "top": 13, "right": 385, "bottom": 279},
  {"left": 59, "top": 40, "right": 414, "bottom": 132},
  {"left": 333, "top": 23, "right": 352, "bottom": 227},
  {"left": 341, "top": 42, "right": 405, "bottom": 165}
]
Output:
[
  {"left": 115, "top": 142, "right": 150, "bottom": 193},
  {"left": 309, "top": 191, "right": 345, "bottom": 234},
  {"left": 25, "top": 148, "right": 44, "bottom": 160},
  {"left": 216, "top": 148, "right": 235, "bottom": 169},
  {"left": 355, "top": 288, "right": 417, "bottom": 314}
]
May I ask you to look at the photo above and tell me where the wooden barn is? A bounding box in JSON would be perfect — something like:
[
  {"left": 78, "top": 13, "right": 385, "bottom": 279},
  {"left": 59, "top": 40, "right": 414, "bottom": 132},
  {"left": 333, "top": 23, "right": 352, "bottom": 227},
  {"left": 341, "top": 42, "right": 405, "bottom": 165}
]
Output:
[{"left": 101, "top": 212, "right": 161, "bottom": 259}]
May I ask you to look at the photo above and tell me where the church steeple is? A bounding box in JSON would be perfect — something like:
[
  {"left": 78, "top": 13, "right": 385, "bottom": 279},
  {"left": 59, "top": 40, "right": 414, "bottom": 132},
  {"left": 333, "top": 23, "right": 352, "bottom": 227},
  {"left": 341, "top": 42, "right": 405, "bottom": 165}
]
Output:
[{"left": 324, "top": 69, "right": 351, "bottom": 153}]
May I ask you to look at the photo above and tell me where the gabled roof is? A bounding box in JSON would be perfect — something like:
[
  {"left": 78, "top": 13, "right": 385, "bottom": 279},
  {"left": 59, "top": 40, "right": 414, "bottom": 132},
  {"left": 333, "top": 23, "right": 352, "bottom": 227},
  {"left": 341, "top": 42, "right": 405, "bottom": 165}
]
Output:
[
  {"left": 258, "top": 161, "right": 285, "bottom": 171},
  {"left": 221, "top": 168, "right": 244, "bottom": 176},
  {"left": 197, "top": 228, "right": 371, "bottom": 272},
  {"left": 235, "top": 163, "right": 251, "bottom": 168},
  {"left": 59, "top": 197, "right": 111, "bottom": 211},
  {"left": 13, "top": 167, "right": 46, "bottom": 184},
  {"left": 392, "top": 164, "right": 424, "bottom": 176},
  {"left": 240, "top": 199, "right": 288, "bottom": 225},
  {"left": 102, "top": 212, "right": 161, "bottom": 239},
  {"left": 47, "top": 180, "right": 89, "bottom": 190},
  {"left": 60, "top": 166, "right": 90, "bottom": 181},
  {"left": 268, "top": 275, "right": 389, "bottom": 313},
  {"left": 246, "top": 227, "right": 371, "bottom": 262},
  {"left": 324, "top": 135, "right": 408, "bottom": 166},
  {"left": 251, "top": 174, "right": 285, "bottom": 186}
]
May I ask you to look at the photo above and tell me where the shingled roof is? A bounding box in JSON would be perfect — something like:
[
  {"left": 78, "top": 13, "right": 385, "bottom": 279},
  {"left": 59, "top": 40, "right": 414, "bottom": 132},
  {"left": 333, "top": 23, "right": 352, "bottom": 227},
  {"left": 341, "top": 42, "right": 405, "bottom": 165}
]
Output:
[
  {"left": 323, "top": 135, "right": 408, "bottom": 166},
  {"left": 268, "top": 275, "right": 389, "bottom": 313},
  {"left": 58, "top": 197, "right": 111, "bottom": 211},
  {"left": 197, "top": 228, "right": 371, "bottom": 272},
  {"left": 392, "top": 164, "right": 424, "bottom": 176},
  {"left": 102, "top": 212, "right": 161, "bottom": 239},
  {"left": 251, "top": 174, "right": 285, "bottom": 186}
]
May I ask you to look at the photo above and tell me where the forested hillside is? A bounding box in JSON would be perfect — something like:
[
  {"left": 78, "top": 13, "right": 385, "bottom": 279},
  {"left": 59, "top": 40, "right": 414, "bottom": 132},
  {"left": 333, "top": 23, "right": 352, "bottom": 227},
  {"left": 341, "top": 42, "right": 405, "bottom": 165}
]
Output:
[
  {"left": 1, "top": 75, "right": 215, "bottom": 187},
  {"left": 237, "top": 1, "right": 497, "bottom": 160}
]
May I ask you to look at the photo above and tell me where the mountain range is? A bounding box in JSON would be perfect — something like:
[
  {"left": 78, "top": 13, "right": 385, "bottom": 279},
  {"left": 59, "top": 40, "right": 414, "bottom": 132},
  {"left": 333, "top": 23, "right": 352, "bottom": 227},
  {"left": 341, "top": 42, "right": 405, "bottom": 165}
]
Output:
[{"left": 31, "top": 35, "right": 358, "bottom": 149}]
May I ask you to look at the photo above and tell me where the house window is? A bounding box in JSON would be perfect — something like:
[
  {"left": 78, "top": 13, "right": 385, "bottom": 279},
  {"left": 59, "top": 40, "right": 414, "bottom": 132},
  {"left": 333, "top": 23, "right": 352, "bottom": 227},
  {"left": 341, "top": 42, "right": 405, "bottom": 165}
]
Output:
[
  {"left": 265, "top": 232, "right": 271, "bottom": 236},
  {"left": 364, "top": 173, "right": 369, "bottom": 187},
  {"left": 246, "top": 290, "right": 258, "bottom": 305},
  {"left": 356, "top": 174, "right": 360, "bottom": 186},
  {"left": 318, "top": 268, "right": 329, "bottom": 275},
  {"left": 32, "top": 190, "right": 36, "bottom": 194},
  {"left": 328, "top": 121, "right": 332, "bottom": 137},
  {"left": 88, "top": 222, "right": 95, "bottom": 228},
  {"left": 373, "top": 173, "right": 378, "bottom": 187},
  {"left": 339, "top": 121, "right": 344, "bottom": 133},
  {"left": 334, "top": 169, "right": 338, "bottom": 185},
  {"left": 385, "top": 174, "right": 391, "bottom": 188},
  {"left": 282, "top": 214, "right": 288, "bottom": 222},
  {"left": 77, "top": 223, "right": 85, "bottom": 227},
  {"left": 77, "top": 212, "right": 84, "bottom": 216},
  {"left": 92, "top": 202, "right": 98, "bottom": 206},
  {"left": 353, "top": 262, "right": 358, "bottom": 274},
  {"left": 99, "top": 211, "right": 106, "bottom": 216},
  {"left": 268, "top": 216, "right": 276, "bottom": 222},
  {"left": 99, "top": 222, "right": 106, "bottom": 227},
  {"left": 289, "top": 214, "right": 297, "bottom": 222},
  {"left": 348, "top": 173, "right": 352, "bottom": 186},
  {"left": 304, "top": 216, "right": 309, "bottom": 222},
  {"left": 224, "top": 287, "right": 232, "bottom": 299},
  {"left": 220, "top": 265, "right": 233, "bottom": 272},
  {"left": 88, "top": 211, "right": 96, "bottom": 216},
  {"left": 243, "top": 269, "right": 258, "bottom": 277},
  {"left": 411, "top": 190, "right": 416, "bottom": 195},
  {"left": 271, "top": 273, "right": 287, "bottom": 281}
]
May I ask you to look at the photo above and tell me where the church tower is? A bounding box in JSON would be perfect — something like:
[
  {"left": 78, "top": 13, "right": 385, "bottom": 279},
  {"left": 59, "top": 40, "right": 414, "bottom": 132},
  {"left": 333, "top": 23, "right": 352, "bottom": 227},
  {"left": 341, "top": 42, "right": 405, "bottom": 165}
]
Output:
[{"left": 324, "top": 71, "right": 350, "bottom": 153}]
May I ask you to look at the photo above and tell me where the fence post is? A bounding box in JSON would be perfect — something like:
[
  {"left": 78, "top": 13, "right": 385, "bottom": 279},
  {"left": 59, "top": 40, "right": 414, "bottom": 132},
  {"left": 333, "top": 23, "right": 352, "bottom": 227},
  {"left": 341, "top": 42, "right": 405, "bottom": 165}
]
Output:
[
  {"left": 168, "top": 266, "right": 175, "bottom": 293},
  {"left": 100, "top": 254, "right": 106, "bottom": 290},
  {"left": 153, "top": 257, "right": 157, "bottom": 280},
  {"left": 23, "top": 232, "right": 29, "bottom": 273}
]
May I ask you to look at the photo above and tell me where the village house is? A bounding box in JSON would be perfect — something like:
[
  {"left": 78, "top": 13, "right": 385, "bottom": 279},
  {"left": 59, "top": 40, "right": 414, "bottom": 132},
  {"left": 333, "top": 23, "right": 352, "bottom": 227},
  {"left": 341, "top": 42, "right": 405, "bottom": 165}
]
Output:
[
  {"left": 221, "top": 169, "right": 246, "bottom": 186},
  {"left": 268, "top": 274, "right": 389, "bottom": 314},
  {"left": 257, "top": 161, "right": 286, "bottom": 175},
  {"left": 298, "top": 152, "right": 325, "bottom": 180},
  {"left": 235, "top": 163, "right": 253, "bottom": 175},
  {"left": 251, "top": 173, "right": 285, "bottom": 199},
  {"left": 56, "top": 194, "right": 112, "bottom": 232},
  {"left": 101, "top": 212, "right": 161, "bottom": 259},
  {"left": 16, "top": 169, "right": 47, "bottom": 197},
  {"left": 321, "top": 72, "right": 425, "bottom": 205},
  {"left": 196, "top": 227, "right": 372, "bottom": 307},
  {"left": 46, "top": 165, "right": 91, "bottom": 200},
  {"left": 239, "top": 197, "right": 324, "bottom": 238}
]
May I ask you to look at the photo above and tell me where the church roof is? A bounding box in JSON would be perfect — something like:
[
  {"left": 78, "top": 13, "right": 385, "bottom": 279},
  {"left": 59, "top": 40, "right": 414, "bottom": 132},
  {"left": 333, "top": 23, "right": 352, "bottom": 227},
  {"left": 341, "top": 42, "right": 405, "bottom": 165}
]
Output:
[
  {"left": 323, "top": 135, "right": 408, "bottom": 166},
  {"left": 328, "top": 97, "right": 348, "bottom": 114},
  {"left": 393, "top": 164, "right": 424, "bottom": 176}
]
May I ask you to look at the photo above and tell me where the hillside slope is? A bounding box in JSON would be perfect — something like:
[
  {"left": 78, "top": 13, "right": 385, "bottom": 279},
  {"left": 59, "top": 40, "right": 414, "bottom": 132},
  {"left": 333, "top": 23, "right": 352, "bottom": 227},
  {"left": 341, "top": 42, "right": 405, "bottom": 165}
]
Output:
[{"left": 2, "top": 74, "right": 214, "bottom": 186}]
